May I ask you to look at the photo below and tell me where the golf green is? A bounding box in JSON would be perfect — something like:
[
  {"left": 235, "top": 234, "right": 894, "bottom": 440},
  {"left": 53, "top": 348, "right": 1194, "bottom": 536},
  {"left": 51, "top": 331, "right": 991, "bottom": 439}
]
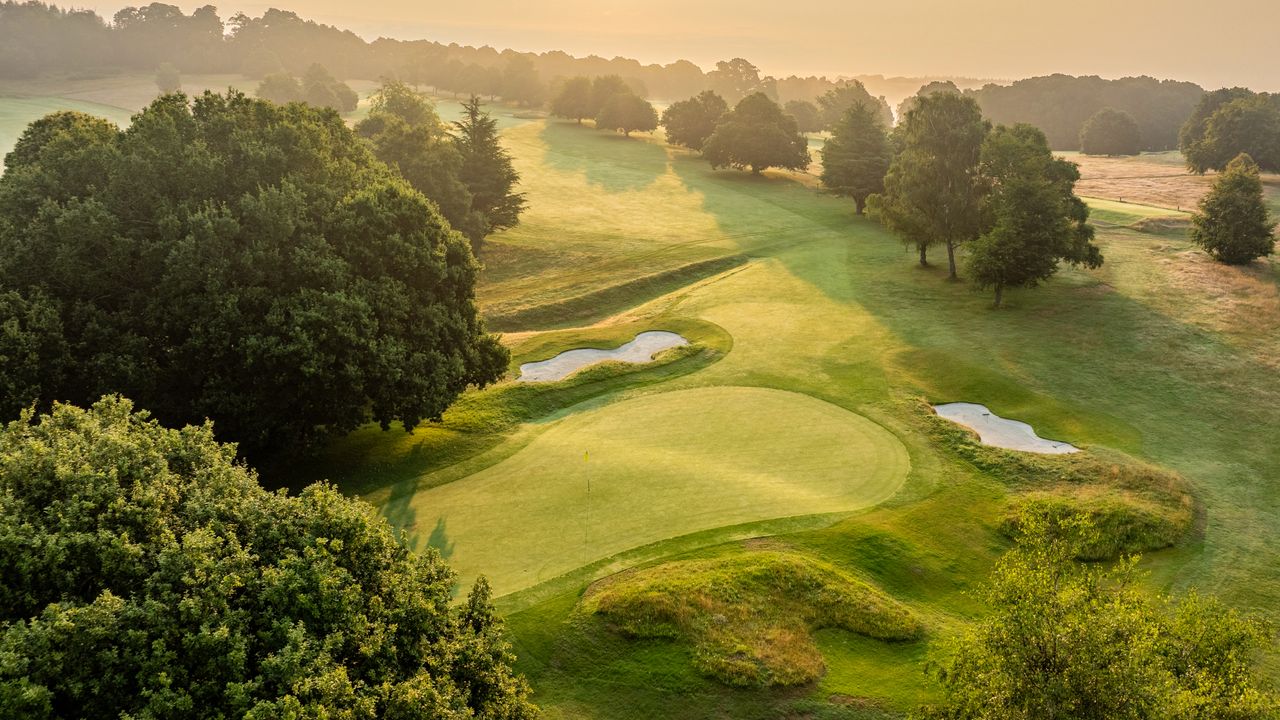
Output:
[{"left": 405, "top": 385, "right": 910, "bottom": 595}]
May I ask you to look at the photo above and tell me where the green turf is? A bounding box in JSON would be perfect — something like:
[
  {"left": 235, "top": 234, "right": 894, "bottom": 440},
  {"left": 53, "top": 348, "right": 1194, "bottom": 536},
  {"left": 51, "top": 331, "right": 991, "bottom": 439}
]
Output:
[{"left": 387, "top": 386, "right": 910, "bottom": 596}]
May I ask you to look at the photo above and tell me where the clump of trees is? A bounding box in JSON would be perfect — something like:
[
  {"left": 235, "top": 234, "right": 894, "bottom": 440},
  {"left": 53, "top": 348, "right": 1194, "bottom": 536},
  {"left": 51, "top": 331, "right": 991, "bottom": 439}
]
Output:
[
  {"left": 816, "top": 81, "right": 894, "bottom": 130},
  {"left": 550, "top": 74, "right": 658, "bottom": 138},
  {"left": 1079, "top": 107, "right": 1142, "bottom": 156},
  {"left": 661, "top": 90, "right": 728, "bottom": 150},
  {"left": 969, "top": 124, "right": 1102, "bottom": 307},
  {"left": 0, "top": 92, "right": 508, "bottom": 455},
  {"left": 819, "top": 103, "right": 891, "bottom": 214},
  {"left": 874, "top": 93, "right": 991, "bottom": 278},
  {"left": 1180, "top": 88, "right": 1280, "bottom": 173},
  {"left": 1190, "top": 153, "right": 1277, "bottom": 264},
  {"left": 702, "top": 93, "right": 811, "bottom": 175},
  {"left": 254, "top": 63, "right": 358, "bottom": 112},
  {"left": 918, "top": 518, "right": 1277, "bottom": 719},
  {"left": 0, "top": 396, "right": 536, "bottom": 719},
  {"left": 783, "top": 100, "right": 822, "bottom": 134}
]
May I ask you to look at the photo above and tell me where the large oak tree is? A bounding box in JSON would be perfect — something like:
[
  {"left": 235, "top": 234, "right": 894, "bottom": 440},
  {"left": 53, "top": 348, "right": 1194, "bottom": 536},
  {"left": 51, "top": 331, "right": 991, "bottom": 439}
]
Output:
[{"left": 702, "top": 92, "right": 810, "bottom": 175}]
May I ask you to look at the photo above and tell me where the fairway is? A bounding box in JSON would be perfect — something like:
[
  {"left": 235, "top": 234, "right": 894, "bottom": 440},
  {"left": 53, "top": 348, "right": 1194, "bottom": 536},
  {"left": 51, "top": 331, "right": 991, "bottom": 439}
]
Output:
[{"left": 394, "top": 386, "right": 910, "bottom": 595}]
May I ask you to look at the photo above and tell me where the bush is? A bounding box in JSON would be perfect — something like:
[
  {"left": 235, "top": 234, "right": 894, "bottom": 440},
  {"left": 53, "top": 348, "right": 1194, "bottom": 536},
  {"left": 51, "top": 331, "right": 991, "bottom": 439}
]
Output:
[{"left": 1002, "top": 491, "right": 1192, "bottom": 560}]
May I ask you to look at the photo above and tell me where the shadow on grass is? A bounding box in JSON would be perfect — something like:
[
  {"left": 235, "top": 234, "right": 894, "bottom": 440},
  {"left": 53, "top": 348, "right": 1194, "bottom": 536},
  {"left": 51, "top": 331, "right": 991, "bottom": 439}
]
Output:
[{"left": 539, "top": 120, "right": 668, "bottom": 193}]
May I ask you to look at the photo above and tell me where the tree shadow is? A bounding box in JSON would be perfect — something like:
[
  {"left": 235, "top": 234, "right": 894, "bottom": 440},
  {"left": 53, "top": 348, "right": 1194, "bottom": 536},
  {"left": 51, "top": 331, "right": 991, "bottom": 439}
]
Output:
[{"left": 539, "top": 120, "right": 668, "bottom": 193}]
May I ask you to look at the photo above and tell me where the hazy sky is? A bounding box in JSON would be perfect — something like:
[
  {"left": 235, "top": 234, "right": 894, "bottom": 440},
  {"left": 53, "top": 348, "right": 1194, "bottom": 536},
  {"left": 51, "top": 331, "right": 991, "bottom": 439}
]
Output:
[{"left": 90, "top": 1, "right": 1280, "bottom": 90}]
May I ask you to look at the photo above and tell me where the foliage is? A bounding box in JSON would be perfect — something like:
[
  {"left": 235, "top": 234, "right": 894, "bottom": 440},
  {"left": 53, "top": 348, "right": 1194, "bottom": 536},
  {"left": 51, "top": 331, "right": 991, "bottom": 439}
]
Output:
[
  {"left": 820, "top": 103, "right": 892, "bottom": 214},
  {"left": 702, "top": 92, "right": 811, "bottom": 174},
  {"left": 660, "top": 90, "right": 728, "bottom": 151},
  {"left": 585, "top": 551, "right": 921, "bottom": 688},
  {"left": 784, "top": 99, "right": 823, "bottom": 133},
  {"left": 897, "top": 81, "right": 960, "bottom": 122},
  {"left": 0, "top": 92, "right": 507, "bottom": 455},
  {"left": 1190, "top": 153, "right": 1277, "bottom": 264},
  {"left": 453, "top": 95, "right": 526, "bottom": 247},
  {"left": 0, "top": 396, "right": 536, "bottom": 720},
  {"left": 817, "top": 81, "right": 895, "bottom": 130},
  {"left": 706, "top": 58, "right": 775, "bottom": 104},
  {"left": 916, "top": 520, "right": 1277, "bottom": 720},
  {"left": 971, "top": 74, "right": 1204, "bottom": 151},
  {"left": 549, "top": 76, "right": 594, "bottom": 123},
  {"left": 594, "top": 93, "right": 658, "bottom": 137},
  {"left": 154, "top": 62, "right": 180, "bottom": 93},
  {"left": 1001, "top": 491, "right": 1191, "bottom": 561},
  {"left": 1182, "top": 91, "right": 1280, "bottom": 173},
  {"left": 873, "top": 93, "right": 990, "bottom": 277},
  {"left": 1079, "top": 107, "right": 1141, "bottom": 156},
  {"left": 254, "top": 72, "right": 302, "bottom": 104},
  {"left": 589, "top": 75, "right": 631, "bottom": 116},
  {"left": 356, "top": 80, "right": 482, "bottom": 241},
  {"left": 301, "top": 63, "right": 359, "bottom": 112},
  {"left": 499, "top": 55, "right": 544, "bottom": 107},
  {"left": 967, "top": 124, "right": 1101, "bottom": 306}
]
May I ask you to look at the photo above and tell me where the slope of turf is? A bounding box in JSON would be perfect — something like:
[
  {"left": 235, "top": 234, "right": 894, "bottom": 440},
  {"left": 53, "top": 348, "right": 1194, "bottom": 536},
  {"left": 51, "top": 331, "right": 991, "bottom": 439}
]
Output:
[{"left": 388, "top": 386, "right": 910, "bottom": 596}]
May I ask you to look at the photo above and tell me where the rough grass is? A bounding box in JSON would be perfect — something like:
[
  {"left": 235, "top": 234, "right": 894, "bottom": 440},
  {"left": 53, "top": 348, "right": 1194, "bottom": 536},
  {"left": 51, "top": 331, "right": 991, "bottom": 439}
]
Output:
[
  {"left": 583, "top": 552, "right": 922, "bottom": 688},
  {"left": 1002, "top": 489, "right": 1194, "bottom": 560}
]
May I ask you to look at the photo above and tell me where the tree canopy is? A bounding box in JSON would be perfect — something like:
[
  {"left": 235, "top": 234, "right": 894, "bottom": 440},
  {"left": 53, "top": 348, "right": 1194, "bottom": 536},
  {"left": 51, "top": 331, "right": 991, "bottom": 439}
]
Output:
[
  {"left": 660, "top": 90, "right": 728, "bottom": 151},
  {"left": 819, "top": 103, "right": 892, "bottom": 214},
  {"left": 918, "top": 518, "right": 1276, "bottom": 719},
  {"left": 896, "top": 80, "right": 960, "bottom": 122},
  {"left": 968, "top": 124, "right": 1101, "bottom": 306},
  {"left": 706, "top": 58, "right": 775, "bottom": 104},
  {"left": 301, "top": 63, "right": 359, "bottom": 112},
  {"left": 1181, "top": 90, "right": 1280, "bottom": 173},
  {"left": 155, "top": 61, "right": 181, "bottom": 93},
  {"left": 595, "top": 93, "right": 659, "bottom": 137},
  {"left": 816, "top": 81, "right": 894, "bottom": 130},
  {"left": 550, "top": 75, "right": 594, "bottom": 123},
  {"left": 255, "top": 72, "right": 303, "bottom": 104},
  {"left": 0, "top": 92, "right": 507, "bottom": 455},
  {"left": 454, "top": 95, "right": 527, "bottom": 243},
  {"left": 702, "top": 92, "right": 810, "bottom": 175},
  {"left": 1190, "top": 153, "right": 1277, "bottom": 264},
  {"left": 0, "top": 396, "right": 536, "bottom": 719},
  {"left": 1079, "top": 107, "right": 1142, "bottom": 156},
  {"left": 783, "top": 100, "right": 823, "bottom": 134},
  {"left": 873, "top": 93, "right": 991, "bottom": 277}
]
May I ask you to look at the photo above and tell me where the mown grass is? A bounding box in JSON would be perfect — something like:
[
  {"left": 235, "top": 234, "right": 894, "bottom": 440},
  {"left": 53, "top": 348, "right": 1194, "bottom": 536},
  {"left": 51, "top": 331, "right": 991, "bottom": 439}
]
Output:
[{"left": 583, "top": 551, "right": 922, "bottom": 688}]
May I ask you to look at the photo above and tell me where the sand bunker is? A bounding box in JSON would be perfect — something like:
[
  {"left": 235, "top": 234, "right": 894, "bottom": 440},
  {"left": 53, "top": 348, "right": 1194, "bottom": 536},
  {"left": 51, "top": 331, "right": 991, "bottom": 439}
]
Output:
[
  {"left": 518, "top": 331, "right": 689, "bottom": 382},
  {"left": 934, "top": 402, "right": 1079, "bottom": 454}
]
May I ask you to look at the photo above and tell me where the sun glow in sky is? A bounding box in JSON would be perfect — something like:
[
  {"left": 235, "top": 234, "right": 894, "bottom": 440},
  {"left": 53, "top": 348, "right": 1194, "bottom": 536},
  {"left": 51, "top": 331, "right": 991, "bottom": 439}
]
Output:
[{"left": 87, "top": 0, "right": 1280, "bottom": 90}]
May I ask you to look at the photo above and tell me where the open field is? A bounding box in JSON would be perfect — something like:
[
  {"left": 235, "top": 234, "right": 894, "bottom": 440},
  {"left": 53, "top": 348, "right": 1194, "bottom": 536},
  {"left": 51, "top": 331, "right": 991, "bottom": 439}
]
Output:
[
  {"left": 6, "top": 80, "right": 1279, "bottom": 717},
  {"left": 1067, "top": 150, "right": 1280, "bottom": 216}
]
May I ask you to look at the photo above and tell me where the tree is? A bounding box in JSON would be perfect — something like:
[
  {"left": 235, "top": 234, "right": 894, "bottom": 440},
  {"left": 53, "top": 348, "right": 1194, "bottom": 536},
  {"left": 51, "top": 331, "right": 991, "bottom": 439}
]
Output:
[
  {"left": 589, "top": 75, "right": 630, "bottom": 116},
  {"left": 254, "top": 71, "right": 302, "bottom": 104},
  {"left": 0, "top": 396, "right": 536, "bottom": 719},
  {"left": 301, "top": 63, "right": 358, "bottom": 112},
  {"left": 967, "top": 124, "right": 1102, "bottom": 307},
  {"left": 1190, "top": 153, "right": 1277, "bottom": 264},
  {"left": 816, "top": 81, "right": 894, "bottom": 129},
  {"left": 1079, "top": 107, "right": 1142, "bottom": 155},
  {"left": 550, "top": 75, "right": 594, "bottom": 123},
  {"left": 660, "top": 90, "right": 728, "bottom": 151},
  {"left": 783, "top": 99, "right": 822, "bottom": 134},
  {"left": 499, "top": 55, "right": 543, "bottom": 107},
  {"left": 706, "top": 58, "right": 774, "bottom": 104},
  {"left": 873, "top": 93, "right": 990, "bottom": 277},
  {"left": 594, "top": 93, "right": 658, "bottom": 137},
  {"left": 1184, "top": 94, "right": 1280, "bottom": 173},
  {"left": 356, "top": 80, "right": 481, "bottom": 242},
  {"left": 0, "top": 92, "right": 507, "bottom": 455},
  {"left": 820, "top": 103, "right": 891, "bottom": 214},
  {"left": 453, "top": 95, "right": 526, "bottom": 248},
  {"left": 154, "top": 61, "right": 180, "bottom": 93},
  {"left": 702, "top": 92, "right": 810, "bottom": 175},
  {"left": 916, "top": 518, "right": 1276, "bottom": 719},
  {"left": 1179, "top": 87, "right": 1257, "bottom": 172},
  {"left": 896, "top": 80, "right": 960, "bottom": 122}
]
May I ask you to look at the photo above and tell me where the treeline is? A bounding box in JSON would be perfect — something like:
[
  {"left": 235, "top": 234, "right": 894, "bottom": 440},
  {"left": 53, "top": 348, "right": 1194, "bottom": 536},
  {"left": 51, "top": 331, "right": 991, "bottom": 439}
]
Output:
[{"left": 967, "top": 74, "right": 1205, "bottom": 151}]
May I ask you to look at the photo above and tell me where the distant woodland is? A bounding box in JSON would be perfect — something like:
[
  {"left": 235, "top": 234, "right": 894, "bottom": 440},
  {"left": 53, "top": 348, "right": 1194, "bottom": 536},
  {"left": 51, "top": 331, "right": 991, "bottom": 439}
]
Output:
[{"left": 0, "top": 1, "right": 1213, "bottom": 151}]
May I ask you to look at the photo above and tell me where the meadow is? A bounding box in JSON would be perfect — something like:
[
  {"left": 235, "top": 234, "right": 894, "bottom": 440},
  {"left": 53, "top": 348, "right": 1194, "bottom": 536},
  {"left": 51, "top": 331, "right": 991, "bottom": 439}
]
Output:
[{"left": 4, "top": 84, "right": 1278, "bottom": 717}]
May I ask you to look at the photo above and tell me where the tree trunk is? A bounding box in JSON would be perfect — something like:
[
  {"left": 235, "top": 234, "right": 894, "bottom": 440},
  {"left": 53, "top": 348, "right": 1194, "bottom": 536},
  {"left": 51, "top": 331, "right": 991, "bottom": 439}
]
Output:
[
  {"left": 994, "top": 284, "right": 1004, "bottom": 308},
  {"left": 946, "top": 240, "right": 958, "bottom": 280},
  {"left": 624, "top": 129, "right": 631, "bottom": 137},
  {"left": 918, "top": 244, "right": 928, "bottom": 267},
  {"left": 854, "top": 197, "right": 866, "bottom": 215}
]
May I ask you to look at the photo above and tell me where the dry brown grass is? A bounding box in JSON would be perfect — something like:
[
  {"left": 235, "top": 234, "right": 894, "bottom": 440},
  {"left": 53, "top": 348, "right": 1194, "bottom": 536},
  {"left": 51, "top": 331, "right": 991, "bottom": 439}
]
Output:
[{"left": 1070, "top": 152, "right": 1280, "bottom": 214}]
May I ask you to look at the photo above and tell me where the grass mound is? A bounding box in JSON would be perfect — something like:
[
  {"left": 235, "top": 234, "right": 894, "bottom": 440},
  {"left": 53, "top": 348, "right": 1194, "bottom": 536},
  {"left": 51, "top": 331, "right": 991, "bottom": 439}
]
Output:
[
  {"left": 1002, "top": 489, "right": 1193, "bottom": 560},
  {"left": 583, "top": 552, "right": 922, "bottom": 688}
]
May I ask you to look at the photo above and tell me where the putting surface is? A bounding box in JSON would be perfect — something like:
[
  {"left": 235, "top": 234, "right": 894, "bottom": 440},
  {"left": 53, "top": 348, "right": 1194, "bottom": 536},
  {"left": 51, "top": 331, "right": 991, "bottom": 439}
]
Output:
[{"left": 405, "top": 386, "right": 910, "bottom": 595}]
